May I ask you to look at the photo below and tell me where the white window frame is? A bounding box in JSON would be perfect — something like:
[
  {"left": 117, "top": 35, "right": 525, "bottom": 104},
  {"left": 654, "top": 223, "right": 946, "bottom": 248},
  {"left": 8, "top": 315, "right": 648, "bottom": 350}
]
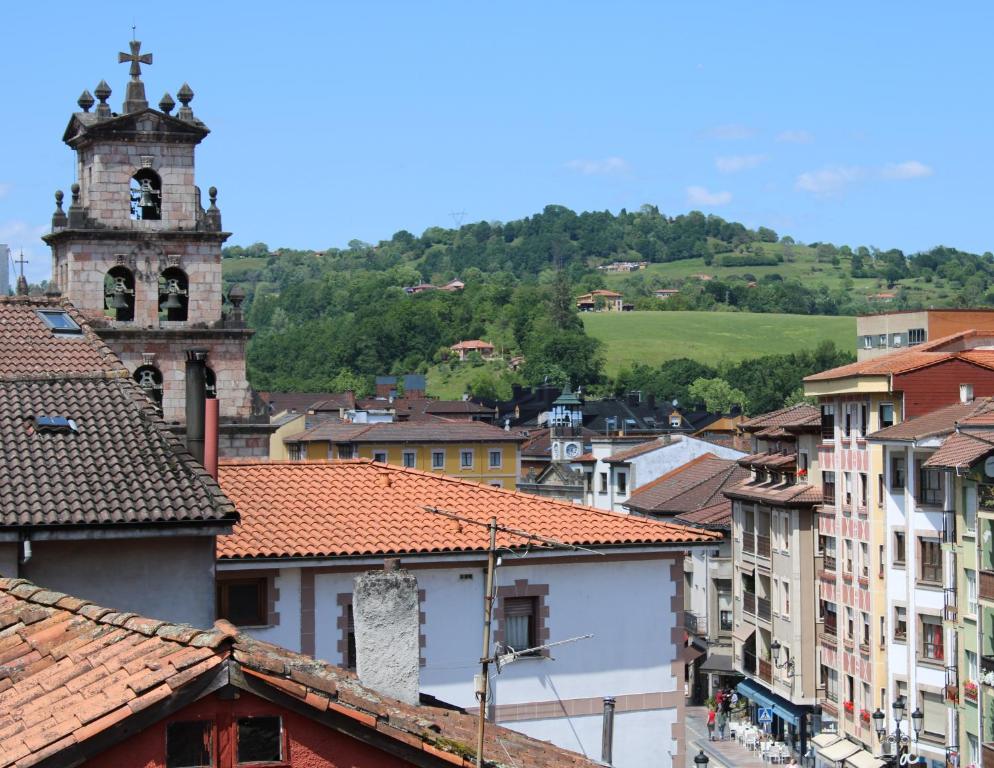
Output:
[
  {"left": 488, "top": 449, "right": 502, "bottom": 469},
  {"left": 431, "top": 450, "right": 445, "bottom": 470},
  {"left": 373, "top": 450, "right": 388, "bottom": 463},
  {"left": 402, "top": 450, "right": 416, "bottom": 468},
  {"left": 967, "top": 569, "right": 978, "bottom": 617},
  {"left": 460, "top": 449, "right": 474, "bottom": 469}
]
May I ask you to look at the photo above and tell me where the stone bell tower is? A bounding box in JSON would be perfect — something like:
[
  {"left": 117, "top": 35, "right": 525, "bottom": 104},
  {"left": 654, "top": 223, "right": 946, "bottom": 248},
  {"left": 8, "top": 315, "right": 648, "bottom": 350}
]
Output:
[{"left": 43, "top": 40, "right": 272, "bottom": 457}]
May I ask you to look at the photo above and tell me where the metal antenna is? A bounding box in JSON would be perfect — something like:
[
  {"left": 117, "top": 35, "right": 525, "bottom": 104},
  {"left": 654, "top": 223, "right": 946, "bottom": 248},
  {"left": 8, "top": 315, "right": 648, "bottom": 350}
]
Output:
[
  {"left": 421, "top": 505, "right": 602, "bottom": 768},
  {"left": 449, "top": 210, "right": 467, "bottom": 228}
]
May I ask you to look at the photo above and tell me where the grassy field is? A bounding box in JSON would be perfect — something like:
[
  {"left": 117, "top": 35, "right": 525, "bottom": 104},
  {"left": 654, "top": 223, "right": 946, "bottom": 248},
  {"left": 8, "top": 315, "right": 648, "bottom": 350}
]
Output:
[{"left": 583, "top": 311, "right": 855, "bottom": 376}]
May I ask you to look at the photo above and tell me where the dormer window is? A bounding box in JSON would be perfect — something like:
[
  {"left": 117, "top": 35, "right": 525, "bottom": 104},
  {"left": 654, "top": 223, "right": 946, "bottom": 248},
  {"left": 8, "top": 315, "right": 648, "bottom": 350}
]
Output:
[{"left": 130, "top": 168, "right": 161, "bottom": 220}]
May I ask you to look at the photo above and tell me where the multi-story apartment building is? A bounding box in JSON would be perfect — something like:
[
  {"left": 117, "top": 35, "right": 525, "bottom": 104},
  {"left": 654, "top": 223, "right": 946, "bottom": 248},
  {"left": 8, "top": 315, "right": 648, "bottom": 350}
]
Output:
[
  {"left": 726, "top": 405, "right": 824, "bottom": 756},
  {"left": 804, "top": 337, "right": 994, "bottom": 766},
  {"left": 857, "top": 310, "right": 994, "bottom": 361},
  {"left": 282, "top": 420, "right": 526, "bottom": 487}
]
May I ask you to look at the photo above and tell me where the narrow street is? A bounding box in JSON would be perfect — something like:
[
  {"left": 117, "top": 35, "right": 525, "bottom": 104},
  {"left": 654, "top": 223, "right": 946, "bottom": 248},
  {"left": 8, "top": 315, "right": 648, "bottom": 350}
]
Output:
[{"left": 685, "top": 706, "right": 768, "bottom": 768}]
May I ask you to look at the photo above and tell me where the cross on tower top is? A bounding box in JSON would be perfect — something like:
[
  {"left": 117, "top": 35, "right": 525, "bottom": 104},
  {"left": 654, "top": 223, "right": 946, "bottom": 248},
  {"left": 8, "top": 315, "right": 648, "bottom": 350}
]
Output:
[
  {"left": 118, "top": 39, "right": 152, "bottom": 113},
  {"left": 14, "top": 251, "right": 27, "bottom": 277},
  {"left": 118, "top": 39, "right": 153, "bottom": 81}
]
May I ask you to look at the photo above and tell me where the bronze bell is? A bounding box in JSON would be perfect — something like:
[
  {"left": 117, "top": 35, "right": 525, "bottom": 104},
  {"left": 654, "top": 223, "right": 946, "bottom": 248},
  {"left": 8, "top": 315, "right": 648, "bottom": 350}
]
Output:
[
  {"left": 106, "top": 276, "right": 134, "bottom": 310},
  {"left": 161, "top": 277, "right": 186, "bottom": 310}
]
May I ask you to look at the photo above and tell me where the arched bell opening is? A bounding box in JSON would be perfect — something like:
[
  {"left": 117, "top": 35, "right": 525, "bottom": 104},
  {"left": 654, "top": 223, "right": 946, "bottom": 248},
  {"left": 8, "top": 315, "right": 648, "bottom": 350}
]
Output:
[
  {"left": 104, "top": 266, "right": 135, "bottom": 321},
  {"left": 133, "top": 364, "right": 164, "bottom": 411},
  {"left": 130, "top": 168, "right": 162, "bottom": 221},
  {"left": 158, "top": 267, "right": 189, "bottom": 321}
]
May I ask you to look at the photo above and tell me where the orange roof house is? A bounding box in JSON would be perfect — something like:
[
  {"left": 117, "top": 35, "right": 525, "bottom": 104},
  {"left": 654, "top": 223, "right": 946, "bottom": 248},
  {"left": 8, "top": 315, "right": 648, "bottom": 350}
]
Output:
[
  {"left": 215, "top": 459, "right": 717, "bottom": 763},
  {"left": 0, "top": 578, "right": 596, "bottom": 768},
  {"left": 449, "top": 339, "right": 496, "bottom": 360},
  {"left": 575, "top": 289, "right": 624, "bottom": 312}
]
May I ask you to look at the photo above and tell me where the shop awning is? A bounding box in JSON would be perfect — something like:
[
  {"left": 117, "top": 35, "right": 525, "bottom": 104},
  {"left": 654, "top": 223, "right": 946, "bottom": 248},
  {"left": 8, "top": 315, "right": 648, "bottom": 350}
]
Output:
[
  {"left": 699, "top": 654, "right": 735, "bottom": 674},
  {"left": 845, "top": 751, "right": 885, "bottom": 768},
  {"left": 818, "top": 739, "right": 860, "bottom": 763},
  {"left": 735, "top": 678, "right": 809, "bottom": 728},
  {"left": 810, "top": 733, "right": 841, "bottom": 749},
  {"left": 733, "top": 624, "right": 756, "bottom": 643}
]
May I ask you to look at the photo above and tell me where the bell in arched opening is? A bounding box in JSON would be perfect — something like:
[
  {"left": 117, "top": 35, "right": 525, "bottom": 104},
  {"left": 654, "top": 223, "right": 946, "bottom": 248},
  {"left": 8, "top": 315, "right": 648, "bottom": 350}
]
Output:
[
  {"left": 104, "top": 265, "right": 136, "bottom": 321},
  {"left": 130, "top": 168, "right": 162, "bottom": 221},
  {"left": 133, "top": 364, "right": 164, "bottom": 411},
  {"left": 158, "top": 267, "right": 189, "bottom": 321}
]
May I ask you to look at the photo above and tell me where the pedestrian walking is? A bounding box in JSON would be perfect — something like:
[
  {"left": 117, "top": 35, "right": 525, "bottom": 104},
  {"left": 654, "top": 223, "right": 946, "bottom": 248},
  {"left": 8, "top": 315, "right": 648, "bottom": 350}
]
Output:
[
  {"left": 717, "top": 709, "right": 728, "bottom": 741},
  {"left": 707, "top": 707, "right": 716, "bottom": 741}
]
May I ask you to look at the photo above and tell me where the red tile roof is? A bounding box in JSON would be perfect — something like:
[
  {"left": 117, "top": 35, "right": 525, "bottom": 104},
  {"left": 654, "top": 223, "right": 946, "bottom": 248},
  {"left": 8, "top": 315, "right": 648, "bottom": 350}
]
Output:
[
  {"left": 805, "top": 335, "right": 994, "bottom": 382},
  {"left": 723, "top": 479, "right": 822, "bottom": 507},
  {"left": 604, "top": 436, "right": 684, "bottom": 463},
  {"left": 450, "top": 339, "right": 495, "bottom": 351},
  {"left": 287, "top": 420, "right": 526, "bottom": 444},
  {"left": 624, "top": 455, "right": 748, "bottom": 528},
  {"left": 870, "top": 400, "right": 984, "bottom": 441},
  {"left": 0, "top": 578, "right": 596, "bottom": 768},
  {"left": 217, "top": 460, "right": 720, "bottom": 560},
  {"left": 924, "top": 430, "right": 994, "bottom": 469},
  {"left": 739, "top": 404, "right": 820, "bottom": 432}
]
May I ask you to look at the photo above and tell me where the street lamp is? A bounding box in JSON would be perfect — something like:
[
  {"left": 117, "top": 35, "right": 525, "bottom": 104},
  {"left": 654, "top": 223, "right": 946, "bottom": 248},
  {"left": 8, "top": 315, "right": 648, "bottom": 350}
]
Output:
[
  {"left": 695, "top": 749, "right": 710, "bottom": 768},
  {"left": 770, "top": 640, "right": 796, "bottom": 676},
  {"left": 874, "top": 698, "right": 923, "bottom": 764}
]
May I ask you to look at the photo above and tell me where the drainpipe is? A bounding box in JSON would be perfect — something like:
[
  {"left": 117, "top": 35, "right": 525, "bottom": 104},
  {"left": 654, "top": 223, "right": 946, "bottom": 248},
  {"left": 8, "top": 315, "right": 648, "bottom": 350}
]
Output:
[
  {"left": 601, "top": 696, "right": 616, "bottom": 765},
  {"left": 185, "top": 349, "right": 208, "bottom": 464},
  {"left": 204, "top": 397, "right": 219, "bottom": 480}
]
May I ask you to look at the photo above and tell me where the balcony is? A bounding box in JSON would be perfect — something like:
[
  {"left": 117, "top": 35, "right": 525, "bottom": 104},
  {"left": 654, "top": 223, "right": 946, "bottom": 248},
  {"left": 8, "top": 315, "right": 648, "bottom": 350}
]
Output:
[
  {"left": 758, "top": 658, "right": 772, "bottom": 683},
  {"left": 823, "top": 616, "right": 838, "bottom": 638},
  {"left": 981, "top": 655, "right": 994, "bottom": 685},
  {"left": 743, "top": 531, "right": 756, "bottom": 554},
  {"left": 944, "top": 587, "right": 958, "bottom": 622},
  {"left": 757, "top": 534, "right": 771, "bottom": 559},
  {"left": 685, "top": 611, "right": 704, "bottom": 636},
  {"left": 757, "top": 597, "right": 772, "bottom": 622},
  {"left": 981, "top": 570, "right": 994, "bottom": 602},
  {"left": 744, "top": 591, "right": 756, "bottom": 616}
]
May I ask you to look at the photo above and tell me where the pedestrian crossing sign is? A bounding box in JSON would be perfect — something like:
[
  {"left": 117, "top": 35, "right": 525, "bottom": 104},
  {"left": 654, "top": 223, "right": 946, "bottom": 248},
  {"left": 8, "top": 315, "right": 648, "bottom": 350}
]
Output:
[{"left": 758, "top": 707, "right": 774, "bottom": 723}]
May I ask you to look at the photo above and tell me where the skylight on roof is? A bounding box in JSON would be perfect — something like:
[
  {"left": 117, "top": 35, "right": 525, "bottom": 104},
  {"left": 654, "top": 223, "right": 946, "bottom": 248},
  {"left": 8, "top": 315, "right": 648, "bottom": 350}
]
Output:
[
  {"left": 36, "top": 309, "right": 82, "bottom": 335},
  {"left": 34, "top": 416, "right": 79, "bottom": 433}
]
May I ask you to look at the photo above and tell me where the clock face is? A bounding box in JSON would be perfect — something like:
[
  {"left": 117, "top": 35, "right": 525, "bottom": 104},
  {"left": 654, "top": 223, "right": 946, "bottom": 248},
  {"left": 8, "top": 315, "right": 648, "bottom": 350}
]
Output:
[{"left": 565, "top": 442, "right": 581, "bottom": 458}]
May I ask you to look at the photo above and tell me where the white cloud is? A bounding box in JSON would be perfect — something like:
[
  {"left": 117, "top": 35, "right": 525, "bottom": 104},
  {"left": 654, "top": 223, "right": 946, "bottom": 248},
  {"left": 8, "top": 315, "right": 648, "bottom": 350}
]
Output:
[
  {"left": 705, "top": 123, "right": 754, "bottom": 140},
  {"left": 776, "top": 129, "right": 814, "bottom": 144},
  {"left": 715, "top": 154, "right": 766, "bottom": 173},
  {"left": 795, "top": 166, "right": 864, "bottom": 196},
  {"left": 564, "top": 157, "right": 630, "bottom": 176},
  {"left": 686, "top": 186, "right": 732, "bottom": 206},
  {"left": 882, "top": 160, "right": 933, "bottom": 180}
]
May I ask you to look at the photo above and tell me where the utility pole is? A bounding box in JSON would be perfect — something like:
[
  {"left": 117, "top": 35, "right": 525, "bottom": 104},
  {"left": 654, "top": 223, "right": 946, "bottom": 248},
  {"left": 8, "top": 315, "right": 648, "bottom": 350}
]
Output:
[{"left": 476, "top": 516, "right": 497, "bottom": 768}]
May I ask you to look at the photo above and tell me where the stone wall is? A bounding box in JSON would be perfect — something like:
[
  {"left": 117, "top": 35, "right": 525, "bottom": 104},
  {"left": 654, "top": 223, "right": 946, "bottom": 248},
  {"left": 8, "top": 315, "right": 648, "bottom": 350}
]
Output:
[{"left": 52, "top": 237, "right": 223, "bottom": 326}]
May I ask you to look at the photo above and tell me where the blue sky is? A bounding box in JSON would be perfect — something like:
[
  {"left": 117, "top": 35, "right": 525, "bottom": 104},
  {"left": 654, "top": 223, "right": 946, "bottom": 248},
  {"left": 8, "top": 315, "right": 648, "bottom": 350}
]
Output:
[{"left": 3, "top": 2, "right": 994, "bottom": 284}]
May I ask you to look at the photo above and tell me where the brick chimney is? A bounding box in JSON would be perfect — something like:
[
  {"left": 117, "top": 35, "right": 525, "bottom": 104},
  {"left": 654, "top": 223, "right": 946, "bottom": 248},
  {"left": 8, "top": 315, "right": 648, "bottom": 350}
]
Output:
[{"left": 353, "top": 561, "right": 420, "bottom": 705}]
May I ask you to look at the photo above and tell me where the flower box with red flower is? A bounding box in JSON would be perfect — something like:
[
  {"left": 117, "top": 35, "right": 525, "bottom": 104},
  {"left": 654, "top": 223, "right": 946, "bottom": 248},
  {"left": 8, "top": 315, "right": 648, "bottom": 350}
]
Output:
[
  {"left": 797, "top": 468, "right": 808, "bottom": 479},
  {"left": 965, "top": 680, "right": 979, "bottom": 701},
  {"left": 860, "top": 709, "right": 871, "bottom": 723},
  {"left": 844, "top": 700, "right": 854, "bottom": 713}
]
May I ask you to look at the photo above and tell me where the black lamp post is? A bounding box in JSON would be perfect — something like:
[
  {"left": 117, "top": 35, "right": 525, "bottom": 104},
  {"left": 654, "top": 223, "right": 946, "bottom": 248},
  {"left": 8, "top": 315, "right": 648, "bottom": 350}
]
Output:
[
  {"left": 695, "top": 749, "right": 710, "bottom": 768},
  {"left": 872, "top": 698, "right": 923, "bottom": 764},
  {"left": 770, "top": 640, "right": 796, "bottom": 676}
]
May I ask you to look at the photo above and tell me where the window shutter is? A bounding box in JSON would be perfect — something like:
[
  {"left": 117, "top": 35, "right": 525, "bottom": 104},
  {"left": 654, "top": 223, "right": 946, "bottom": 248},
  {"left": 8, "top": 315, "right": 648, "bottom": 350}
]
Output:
[{"left": 921, "top": 691, "right": 945, "bottom": 736}]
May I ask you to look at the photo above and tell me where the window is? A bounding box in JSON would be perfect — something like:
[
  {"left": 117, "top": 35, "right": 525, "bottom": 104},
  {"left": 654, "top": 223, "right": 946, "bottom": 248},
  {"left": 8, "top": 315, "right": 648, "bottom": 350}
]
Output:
[
  {"left": 862, "top": 335, "right": 873, "bottom": 349},
  {"left": 402, "top": 450, "right": 416, "bottom": 468},
  {"left": 823, "top": 472, "right": 836, "bottom": 505},
  {"left": 920, "top": 615, "right": 943, "bottom": 661},
  {"left": 823, "top": 666, "right": 839, "bottom": 702},
  {"left": 217, "top": 579, "right": 267, "bottom": 626},
  {"left": 166, "top": 721, "right": 213, "bottom": 768},
  {"left": 822, "top": 535, "right": 837, "bottom": 570},
  {"left": 782, "top": 515, "right": 790, "bottom": 551},
  {"left": 288, "top": 443, "right": 302, "bottom": 461},
  {"left": 343, "top": 603, "right": 356, "bottom": 669},
  {"left": 36, "top": 309, "right": 83, "bottom": 335},
  {"left": 919, "top": 538, "right": 941, "bottom": 583},
  {"left": 892, "top": 333, "right": 903, "bottom": 347},
  {"left": 599, "top": 472, "right": 608, "bottom": 493},
  {"left": 844, "top": 539, "right": 854, "bottom": 574},
  {"left": 860, "top": 542, "right": 870, "bottom": 578},
  {"left": 846, "top": 606, "right": 854, "bottom": 641},
  {"left": 783, "top": 582, "right": 790, "bottom": 617},
  {"left": 489, "top": 449, "right": 502, "bottom": 469},
  {"left": 878, "top": 333, "right": 887, "bottom": 348},
  {"left": 967, "top": 569, "right": 978, "bottom": 616},
  {"left": 337, "top": 444, "right": 355, "bottom": 459},
  {"left": 503, "top": 597, "right": 537, "bottom": 652},
  {"left": 967, "top": 649, "right": 979, "bottom": 682},
  {"left": 917, "top": 462, "right": 944, "bottom": 506},
  {"left": 894, "top": 531, "right": 906, "bottom": 566},
  {"left": 844, "top": 472, "right": 853, "bottom": 507},
  {"left": 432, "top": 450, "right": 445, "bottom": 469},
  {"left": 920, "top": 690, "right": 945, "bottom": 740},
  {"left": 844, "top": 408, "right": 853, "bottom": 438},
  {"left": 373, "top": 451, "right": 388, "bottom": 463},
  {"left": 908, "top": 328, "right": 927, "bottom": 345},
  {"left": 460, "top": 449, "right": 474, "bottom": 469},
  {"left": 799, "top": 452, "right": 809, "bottom": 472},
  {"left": 966, "top": 485, "right": 978, "bottom": 532},
  {"left": 859, "top": 472, "right": 868, "bottom": 508},
  {"left": 617, "top": 472, "right": 627, "bottom": 495},
  {"left": 894, "top": 606, "right": 907, "bottom": 640},
  {"left": 821, "top": 405, "right": 835, "bottom": 440},
  {"left": 860, "top": 404, "right": 868, "bottom": 437},
  {"left": 862, "top": 613, "right": 870, "bottom": 647},
  {"left": 879, "top": 403, "right": 895, "bottom": 429},
  {"left": 891, "top": 455, "right": 905, "bottom": 490},
  {"left": 877, "top": 474, "right": 884, "bottom": 507},
  {"left": 237, "top": 716, "right": 283, "bottom": 764}
]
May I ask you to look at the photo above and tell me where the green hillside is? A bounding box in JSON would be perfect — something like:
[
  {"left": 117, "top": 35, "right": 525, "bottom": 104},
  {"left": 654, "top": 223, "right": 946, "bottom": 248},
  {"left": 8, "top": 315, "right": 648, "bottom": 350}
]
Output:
[{"left": 583, "top": 311, "right": 855, "bottom": 377}]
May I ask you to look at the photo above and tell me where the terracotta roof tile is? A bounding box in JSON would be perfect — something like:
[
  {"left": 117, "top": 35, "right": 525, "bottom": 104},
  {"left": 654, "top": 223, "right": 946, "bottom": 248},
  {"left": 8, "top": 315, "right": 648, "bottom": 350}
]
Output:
[
  {"left": 217, "top": 459, "right": 719, "bottom": 560},
  {"left": 604, "top": 436, "right": 684, "bottom": 463},
  {"left": 739, "top": 404, "right": 820, "bottom": 431},
  {"left": 0, "top": 578, "right": 597, "bottom": 768},
  {"left": 869, "top": 400, "right": 984, "bottom": 442},
  {"left": 804, "top": 342, "right": 994, "bottom": 382},
  {"left": 287, "top": 420, "right": 526, "bottom": 444},
  {"left": 724, "top": 479, "right": 822, "bottom": 506},
  {"left": 923, "top": 430, "right": 994, "bottom": 469}
]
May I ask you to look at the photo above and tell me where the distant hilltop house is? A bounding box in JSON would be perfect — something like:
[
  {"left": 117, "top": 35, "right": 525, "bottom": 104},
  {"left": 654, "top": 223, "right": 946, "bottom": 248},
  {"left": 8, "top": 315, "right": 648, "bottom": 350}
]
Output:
[
  {"left": 653, "top": 288, "right": 680, "bottom": 300},
  {"left": 576, "top": 289, "right": 630, "bottom": 312},
  {"left": 690, "top": 273, "right": 713, "bottom": 281},
  {"left": 404, "top": 278, "right": 464, "bottom": 295},
  {"left": 597, "top": 260, "right": 648, "bottom": 272},
  {"left": 869, "top": 291, "right": 897, "bottom": 302},
  {"left": 450, "top": 338, "right": 496, "bottom": 360}
]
